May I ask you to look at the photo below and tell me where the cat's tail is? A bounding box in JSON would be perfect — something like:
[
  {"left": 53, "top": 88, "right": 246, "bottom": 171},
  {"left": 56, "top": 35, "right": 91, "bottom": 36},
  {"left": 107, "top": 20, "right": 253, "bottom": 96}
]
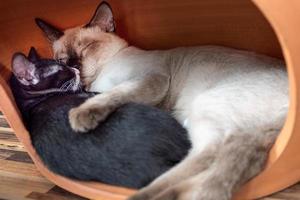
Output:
[
  {"left": 207, "top": 128, "right": 279, "bottom": 196},
  {"left": 128, "top": 128, "right": 280, "bottom": 200}
]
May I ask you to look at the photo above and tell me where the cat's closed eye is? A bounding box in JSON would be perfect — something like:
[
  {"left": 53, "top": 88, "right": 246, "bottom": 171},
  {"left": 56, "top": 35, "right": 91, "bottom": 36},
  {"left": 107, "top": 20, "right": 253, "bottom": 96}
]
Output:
[
  {"left": 80, "top": 41, "right": 99, "bottom": 58},
  {"left": 77, "top": 41, "right": 97, "bottom": 57}
]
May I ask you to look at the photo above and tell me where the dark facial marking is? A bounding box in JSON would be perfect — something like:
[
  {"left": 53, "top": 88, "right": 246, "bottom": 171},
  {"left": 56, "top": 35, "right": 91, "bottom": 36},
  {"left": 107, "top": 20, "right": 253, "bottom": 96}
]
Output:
[{"left": 66, "top": 46, "right": 80, "bottom": 69}]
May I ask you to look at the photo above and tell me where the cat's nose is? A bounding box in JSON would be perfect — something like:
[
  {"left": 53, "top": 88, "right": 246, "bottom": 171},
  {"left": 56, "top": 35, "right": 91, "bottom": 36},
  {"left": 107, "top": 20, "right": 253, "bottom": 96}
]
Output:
[
  {"left": 67, "top": 58, "right": 80, "bottom": 68},
  {"left": 83, "top": 84, "right": 91, "bottom": 91}
]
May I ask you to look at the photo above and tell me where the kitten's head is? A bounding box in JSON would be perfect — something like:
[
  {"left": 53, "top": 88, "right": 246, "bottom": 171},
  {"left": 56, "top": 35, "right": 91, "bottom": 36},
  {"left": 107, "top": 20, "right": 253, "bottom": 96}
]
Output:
[
  {"left": 35, "top": 2, "right": 128, "bottom": 87},
  {"left": 12, "top": 47, "right": 80, "bottom": 95}
]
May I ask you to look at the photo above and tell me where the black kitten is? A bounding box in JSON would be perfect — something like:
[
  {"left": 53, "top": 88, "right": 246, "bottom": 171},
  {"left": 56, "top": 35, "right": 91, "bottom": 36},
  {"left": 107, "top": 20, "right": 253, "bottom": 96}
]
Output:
[{"left": 9, "top": 47, "right": 190, "bottom": 188}]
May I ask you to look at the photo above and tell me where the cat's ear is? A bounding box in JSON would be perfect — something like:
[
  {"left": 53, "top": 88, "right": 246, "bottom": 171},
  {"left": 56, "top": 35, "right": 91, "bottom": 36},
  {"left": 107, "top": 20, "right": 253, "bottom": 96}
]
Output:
[
  {"left": 28, "top": 47, "right": 40, "bottom": 63},
  {"left": 12, "top": 53, "right": 39, "bottom": 86},
  {"left": 35, "top": 18, "right": 64, "bottom": 43},
  {"left": 85, "top": 1, "right": 115, "bottom": 32}
]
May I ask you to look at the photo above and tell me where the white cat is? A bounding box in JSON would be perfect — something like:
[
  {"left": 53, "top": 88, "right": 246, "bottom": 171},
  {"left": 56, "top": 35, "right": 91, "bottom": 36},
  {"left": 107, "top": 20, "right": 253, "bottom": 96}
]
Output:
[{"left": 36, "top": 2, "right": 288, "bottom": 200}]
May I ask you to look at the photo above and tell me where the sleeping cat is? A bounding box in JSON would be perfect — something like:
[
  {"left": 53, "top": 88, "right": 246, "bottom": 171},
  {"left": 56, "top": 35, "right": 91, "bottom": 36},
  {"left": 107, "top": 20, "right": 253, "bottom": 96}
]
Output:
[
  {"left": 9, "top": 47, "right": 190, "bottom": 189},
  {"left": 36, "top": 2, "right": 289, "bottom": 200}
]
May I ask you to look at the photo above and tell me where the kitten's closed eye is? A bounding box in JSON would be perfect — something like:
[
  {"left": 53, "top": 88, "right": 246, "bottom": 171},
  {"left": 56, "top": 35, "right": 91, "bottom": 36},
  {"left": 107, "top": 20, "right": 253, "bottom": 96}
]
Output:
[{"left": 58, "top": 57, "right": 68, "bottom": 63}]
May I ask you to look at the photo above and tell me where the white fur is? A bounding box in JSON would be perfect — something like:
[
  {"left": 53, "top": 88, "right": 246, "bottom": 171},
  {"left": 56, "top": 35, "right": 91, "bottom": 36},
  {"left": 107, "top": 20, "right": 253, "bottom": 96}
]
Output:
[
  {"left": 89, "top": 47, "right": 168, "bottom": 92},
  {"left": 89, "top": 46, "right": 288, "bottom": 152},
  {"left": 44, "top": 65, "right": 63, "bottom": 77}
]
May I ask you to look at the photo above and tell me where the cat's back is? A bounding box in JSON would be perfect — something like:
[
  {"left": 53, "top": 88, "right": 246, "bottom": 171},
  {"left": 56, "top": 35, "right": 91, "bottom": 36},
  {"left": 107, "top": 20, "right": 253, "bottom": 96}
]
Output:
[
  {"left": 168, "top": 45, "right": 285, "bottom": 73},
  {"left": 167, "top": 45, "right": 286, "bottom": 94},
  {"left": 29, "top": 93, "right": 190, "bottom": 188},
  {"left": 169, "top": 45, "right": 288, "bottom": 124}
]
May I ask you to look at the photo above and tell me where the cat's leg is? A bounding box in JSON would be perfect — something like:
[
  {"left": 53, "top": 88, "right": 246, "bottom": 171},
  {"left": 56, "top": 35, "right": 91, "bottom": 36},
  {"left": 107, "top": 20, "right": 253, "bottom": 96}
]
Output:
[
  {"left": 146, "top": 129, "right": 278, "bottom": 200},
  {"left": 130, "top": 83, "right": 285, "bottom": 200},
  {"left": 69, "top": 74, "right": 169, "bottom": 132},
  {"left": 128, "top": 119, "right": 224, "bottom": 200}
]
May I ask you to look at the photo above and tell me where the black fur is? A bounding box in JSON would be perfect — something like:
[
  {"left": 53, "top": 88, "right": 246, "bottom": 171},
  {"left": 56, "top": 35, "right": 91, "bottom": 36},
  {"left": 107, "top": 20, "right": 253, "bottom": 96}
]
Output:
[
  {"left": 29, "top": 94, "right": 190, "bottom": 188},
  {"left": 9, "top": 49, "right": 191, "bottom": 188},
  {"left": 66, "top": 46, "right": 80, "bottom": 68}
]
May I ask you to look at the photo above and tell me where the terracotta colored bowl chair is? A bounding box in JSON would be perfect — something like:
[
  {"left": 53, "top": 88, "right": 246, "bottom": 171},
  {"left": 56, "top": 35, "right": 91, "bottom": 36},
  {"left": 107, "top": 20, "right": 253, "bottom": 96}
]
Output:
[{"left": 1, "top": 0, "right": 300, "bottom": 199}]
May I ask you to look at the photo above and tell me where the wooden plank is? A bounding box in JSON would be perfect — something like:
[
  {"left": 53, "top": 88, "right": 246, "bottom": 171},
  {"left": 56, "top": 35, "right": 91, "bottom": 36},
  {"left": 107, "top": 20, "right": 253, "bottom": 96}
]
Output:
[
  {"left": 27, "top": 192, "right": 73, "bottom": 200},
  {"left": 0, "top": 149, "right": 15, "bottom": 160},
  {"left": 27, "top": 189, "right": 87, "bottom": 200},
  {"left": 0, "top": 193, "right": 30, "bottom": 200},
  {"left": 0, "top": 116, "right": 9, "bottom": 128},
  {"left": 0, "top": 143, "right": 26, "bottom": 152},
  {"left": 0, "top": 131, "right": 18, "bottom": 142},
  {"left": 0, "top": 159, "right": 48, "bottom": 183},
  {"left": 268, "top": 192, "right": 300, "bottom": 200},
  {"left": 0, "top": 175, "right": 54, "bottom": 200},
  {"left": 6, "top": 151, "right": 33, "bottom": 164},
  {"left": 46, "top": 186, "right": 87, "bottom": 200},
  {"left": 0, "top": 130, "right": 25, "bottom": 152},
  {"left": 0, "top": 127, "right": 14, "bottom": 133}
]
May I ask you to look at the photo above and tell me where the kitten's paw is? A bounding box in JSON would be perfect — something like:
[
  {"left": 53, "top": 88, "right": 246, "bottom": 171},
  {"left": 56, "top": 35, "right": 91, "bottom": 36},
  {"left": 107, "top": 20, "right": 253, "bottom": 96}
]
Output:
[{"left": 69, "top": 104, "right": 111, "bottom": 132}]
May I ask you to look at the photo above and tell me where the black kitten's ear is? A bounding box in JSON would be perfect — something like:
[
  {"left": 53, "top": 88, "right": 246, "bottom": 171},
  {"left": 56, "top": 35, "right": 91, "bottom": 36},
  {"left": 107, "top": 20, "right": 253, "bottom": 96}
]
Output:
[
  {"left": 85, "top": 1, "right": 115, "bottom": 32},
  {"left": 35, "top": 18, "right": 64, "bottom": 43},
  {"left": 12, "top": 53, "right": 38, "bottom": 86},
  {"left": 28, "top": 47, "right": 40, "bottom": 63}
]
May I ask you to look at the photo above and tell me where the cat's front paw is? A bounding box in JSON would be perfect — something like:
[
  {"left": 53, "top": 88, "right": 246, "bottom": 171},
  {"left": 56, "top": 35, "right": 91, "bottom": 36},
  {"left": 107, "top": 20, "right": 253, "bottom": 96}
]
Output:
[{"left": 69, "top": 103, "right": 111, "bottom": 132}]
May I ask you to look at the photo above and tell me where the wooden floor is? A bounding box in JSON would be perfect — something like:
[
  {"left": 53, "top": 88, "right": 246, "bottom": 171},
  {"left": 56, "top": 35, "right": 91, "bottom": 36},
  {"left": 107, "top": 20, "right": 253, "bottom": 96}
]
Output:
[{"left": 0, "top": 112, "right": 300, "bottom": 200}]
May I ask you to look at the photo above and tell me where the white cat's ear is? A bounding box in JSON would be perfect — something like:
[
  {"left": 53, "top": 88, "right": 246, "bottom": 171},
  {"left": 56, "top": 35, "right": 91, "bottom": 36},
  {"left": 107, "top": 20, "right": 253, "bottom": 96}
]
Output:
[
  {"left": 28, "top": 47, "right": 40, "bottom": 63},
  {"left": 85, "top": 1, "right": 115, "bottom": 32},
  {"left": 35, "top": 18, "right": 64, "bottom": 43},
  {"left": 12, "top": 53, "right": 39, "bottom": 86}
]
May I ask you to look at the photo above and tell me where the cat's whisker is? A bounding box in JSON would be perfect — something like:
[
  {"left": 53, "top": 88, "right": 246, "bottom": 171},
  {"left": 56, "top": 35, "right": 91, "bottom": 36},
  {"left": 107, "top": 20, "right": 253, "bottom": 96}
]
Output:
[
  {"left": 60, "top": 81, "right": 69, "bottom": 90},
  {"left": 60, "top": 79, "right": 74, "bottom": 91},
  {"left": 71, "top": 67, "right": 81, "bottom": 92},
  {"left": 66, "top": 81, "right": 73, "bottom": 91}
]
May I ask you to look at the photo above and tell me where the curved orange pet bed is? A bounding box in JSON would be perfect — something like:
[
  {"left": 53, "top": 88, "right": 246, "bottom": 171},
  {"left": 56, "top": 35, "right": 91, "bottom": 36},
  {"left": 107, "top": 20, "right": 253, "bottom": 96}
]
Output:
[{"left": 0, "top": 0, "right": 300, "bottom": 199}]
